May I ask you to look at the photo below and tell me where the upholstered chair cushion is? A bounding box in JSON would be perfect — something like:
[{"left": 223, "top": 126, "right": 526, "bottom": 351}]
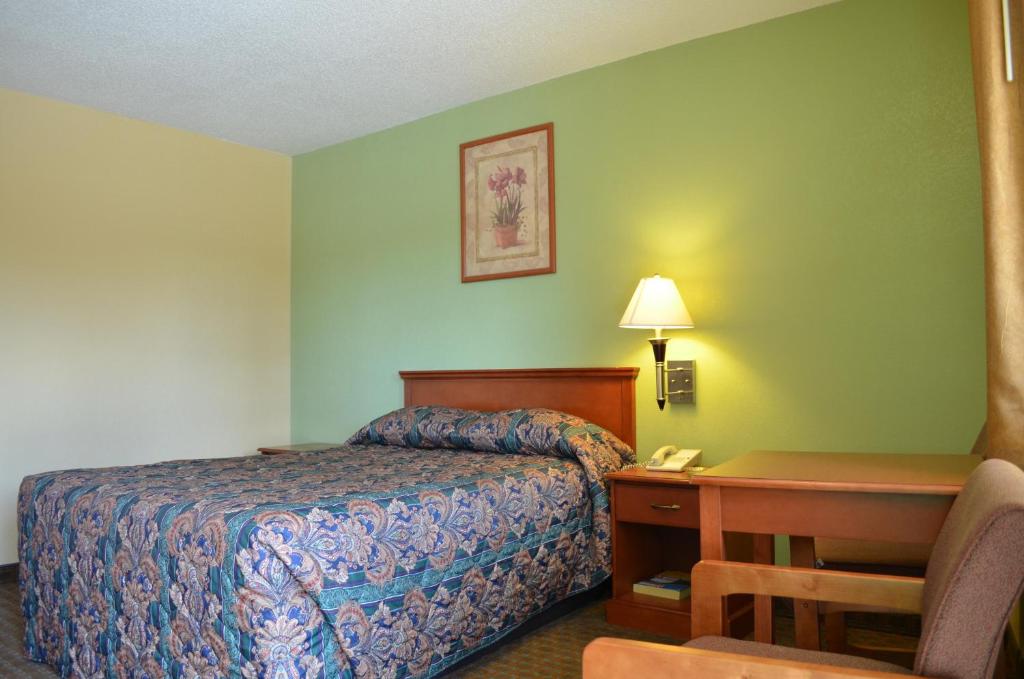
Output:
[
  {"left": 915, "top": 458, "right": 1024, "bottom": 679},
  {"left": 685, "top": 636, "right": 910, "bottom": 674}
]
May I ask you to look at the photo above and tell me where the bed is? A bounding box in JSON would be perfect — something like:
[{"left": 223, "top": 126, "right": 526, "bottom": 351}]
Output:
[{"left": 18, "top": 367, "right": 638, "bottom": 678}]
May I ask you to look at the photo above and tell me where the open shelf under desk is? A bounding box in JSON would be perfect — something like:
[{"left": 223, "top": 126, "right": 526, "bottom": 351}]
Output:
[
  {"left": 606, "top": 522, "right": 756, "bottom": 640},
  {"left": 618, "top": 590, "right": 692, "bottom": 613},
  {"left": 606, "top": 590, "right": 754, "bottom": 641}
]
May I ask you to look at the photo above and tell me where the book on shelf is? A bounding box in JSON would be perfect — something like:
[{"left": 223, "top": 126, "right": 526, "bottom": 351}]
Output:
[{"left": 632, "top": 570, "right": 691, "bottom": 600}]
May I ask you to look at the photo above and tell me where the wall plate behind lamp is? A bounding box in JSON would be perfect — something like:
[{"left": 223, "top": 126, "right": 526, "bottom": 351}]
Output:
[{"left": 667, "top": 360, "right": 695, "bottom": 404}]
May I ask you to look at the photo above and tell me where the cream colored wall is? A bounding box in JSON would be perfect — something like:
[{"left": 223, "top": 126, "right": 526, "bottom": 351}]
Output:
[{"left": 0, "top": 88, "right": 292, "bottom": 564}]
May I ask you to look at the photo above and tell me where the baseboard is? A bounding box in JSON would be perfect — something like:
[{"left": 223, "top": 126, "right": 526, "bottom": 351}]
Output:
[{"left": 0, "top": 562, "right": 16, "bottom": 584}]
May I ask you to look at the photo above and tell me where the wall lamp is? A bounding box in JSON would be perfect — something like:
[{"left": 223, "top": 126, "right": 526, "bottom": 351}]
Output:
[{"left": 619, "top": 274, "right": 694, "bottom": 410}]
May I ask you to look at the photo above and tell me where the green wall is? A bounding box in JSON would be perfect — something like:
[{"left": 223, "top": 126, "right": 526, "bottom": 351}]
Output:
[{"left": 292, "top": 0, "right": 985, "bottom": 464}]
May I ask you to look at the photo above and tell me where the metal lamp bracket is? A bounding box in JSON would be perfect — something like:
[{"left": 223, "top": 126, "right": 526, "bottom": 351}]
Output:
[{"left": 666, "top": 360, "right": 695, "bottom": 404}]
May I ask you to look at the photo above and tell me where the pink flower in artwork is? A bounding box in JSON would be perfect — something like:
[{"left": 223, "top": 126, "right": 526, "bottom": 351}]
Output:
[{"left": 487, "top": 165, "right": 528, "bottom": 230}]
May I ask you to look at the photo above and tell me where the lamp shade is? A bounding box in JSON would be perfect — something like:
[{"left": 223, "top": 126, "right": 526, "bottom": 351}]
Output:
[{"left": 618, "top": 275, "right": 694, "bottom": 329}]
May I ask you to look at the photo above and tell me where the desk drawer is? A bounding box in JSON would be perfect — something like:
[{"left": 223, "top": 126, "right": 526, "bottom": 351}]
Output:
[{"left": 614, "top": 483, "right": 699, "bottom": 528}]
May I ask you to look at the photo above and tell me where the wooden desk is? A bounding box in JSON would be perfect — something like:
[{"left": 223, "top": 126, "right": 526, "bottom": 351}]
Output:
[{"left": 692, "top": 450, "right": 980, "bottom": 649}]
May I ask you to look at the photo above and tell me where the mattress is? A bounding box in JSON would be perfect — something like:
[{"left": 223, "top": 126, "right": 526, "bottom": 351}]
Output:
[{"left": 18, "top": 406, "right": 634, "bottom": 678}]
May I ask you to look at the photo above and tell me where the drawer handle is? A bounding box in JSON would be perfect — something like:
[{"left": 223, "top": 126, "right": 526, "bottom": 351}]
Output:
[{"left": 650, "top": 503, "right": 681, "bottom": 511}]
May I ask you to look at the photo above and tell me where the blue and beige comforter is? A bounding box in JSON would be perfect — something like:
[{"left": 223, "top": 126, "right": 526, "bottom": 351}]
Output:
[{"left": 18, "top": 407, "right": 634, "bottom": 678}]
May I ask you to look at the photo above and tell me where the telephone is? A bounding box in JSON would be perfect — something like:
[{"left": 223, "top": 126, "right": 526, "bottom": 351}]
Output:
[{"left": 645, "top": 446, "right": 702, "bottom": 472}]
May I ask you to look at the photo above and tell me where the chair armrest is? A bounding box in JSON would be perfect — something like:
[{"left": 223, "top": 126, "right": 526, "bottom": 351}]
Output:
[
  {"left": 582, "top": 637, "right": 930, "bottom": 679},
  {"left": 691, "top": 560, "right": 924, "bottom": 638}
]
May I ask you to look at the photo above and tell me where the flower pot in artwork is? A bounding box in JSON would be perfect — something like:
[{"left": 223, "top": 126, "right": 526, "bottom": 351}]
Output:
[{"left": 493, "top": 224, "right": 520, "bottom": 249}]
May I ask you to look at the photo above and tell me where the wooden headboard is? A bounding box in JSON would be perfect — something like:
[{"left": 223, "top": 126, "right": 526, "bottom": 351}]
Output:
[{"left": 399, "top": 368, "right": 640, "bottom": 450}]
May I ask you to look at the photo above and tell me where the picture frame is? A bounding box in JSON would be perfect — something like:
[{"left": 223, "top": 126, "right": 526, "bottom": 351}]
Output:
[{"left": 460, "top": 123, "right": 555, "bottom": 283}]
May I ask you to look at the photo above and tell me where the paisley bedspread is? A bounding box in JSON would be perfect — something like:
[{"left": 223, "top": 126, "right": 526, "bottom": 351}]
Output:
[{"left": 18, "top": 407, "right": 634, "bottom": 678}]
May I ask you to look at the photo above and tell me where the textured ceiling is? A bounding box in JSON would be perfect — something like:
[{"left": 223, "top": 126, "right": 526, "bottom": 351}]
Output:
[{"left": 1, "top": 1, "right": 836, "bottom": 155}]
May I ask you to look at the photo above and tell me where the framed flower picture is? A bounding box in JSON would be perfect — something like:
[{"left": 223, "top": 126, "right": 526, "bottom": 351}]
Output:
[{"left": 460, "top": 123, "right": 555, "bottom": 282}]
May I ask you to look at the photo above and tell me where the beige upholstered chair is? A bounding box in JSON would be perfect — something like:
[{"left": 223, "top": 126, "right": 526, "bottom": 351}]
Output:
[
  {"left": 584, "top": 458, "right": 1024, "bottom": 679},
  {"left": 818, "top": 437, "right": 986, "bottom": 659}
]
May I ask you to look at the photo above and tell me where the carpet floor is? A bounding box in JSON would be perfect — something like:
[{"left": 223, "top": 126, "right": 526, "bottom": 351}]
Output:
[{"left": 0, "top": 581, "right": 916, "bottom": 678}]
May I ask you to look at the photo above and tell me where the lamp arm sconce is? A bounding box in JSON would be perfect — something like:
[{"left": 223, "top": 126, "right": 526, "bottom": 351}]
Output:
[
  {"left": 648, "top": 338, "right": 669, "bottom": 410},
  {"left": 647, "top": 342, "right": 696, "bottom": 408}
]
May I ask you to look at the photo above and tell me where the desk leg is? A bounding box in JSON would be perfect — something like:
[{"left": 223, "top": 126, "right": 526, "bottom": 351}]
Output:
[
  {"left": 699, "top": 485, "right": 724, "bottom": 560},
  {"left": 697, "top": 485, "right": 729, "bottom": 637},
  {"left": 753, "top": 534, "right": 774, "bottom": 644},
  {"left": 790, "top": 536, "right": 820, "bottom": 650}
]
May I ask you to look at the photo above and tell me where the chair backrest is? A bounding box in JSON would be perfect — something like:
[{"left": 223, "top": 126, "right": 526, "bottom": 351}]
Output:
[{"left": 915, "top": 458, "right": 1024, "bottom": 679}]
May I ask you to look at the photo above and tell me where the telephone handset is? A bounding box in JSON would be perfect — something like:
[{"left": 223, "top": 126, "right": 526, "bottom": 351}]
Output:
[{"left": 645, "top": 446, "right": 702, "bottom": 472}]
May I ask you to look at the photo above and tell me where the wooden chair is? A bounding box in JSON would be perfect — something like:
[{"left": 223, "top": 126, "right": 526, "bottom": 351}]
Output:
[{"left": 584, "top": 458, "right": 1024, "bottom": 679}]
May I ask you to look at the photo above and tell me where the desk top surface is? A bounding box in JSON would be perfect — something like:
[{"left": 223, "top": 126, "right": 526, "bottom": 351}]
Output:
[{"left": 692, "top": 450, "right": 981, "bottom": 495}]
